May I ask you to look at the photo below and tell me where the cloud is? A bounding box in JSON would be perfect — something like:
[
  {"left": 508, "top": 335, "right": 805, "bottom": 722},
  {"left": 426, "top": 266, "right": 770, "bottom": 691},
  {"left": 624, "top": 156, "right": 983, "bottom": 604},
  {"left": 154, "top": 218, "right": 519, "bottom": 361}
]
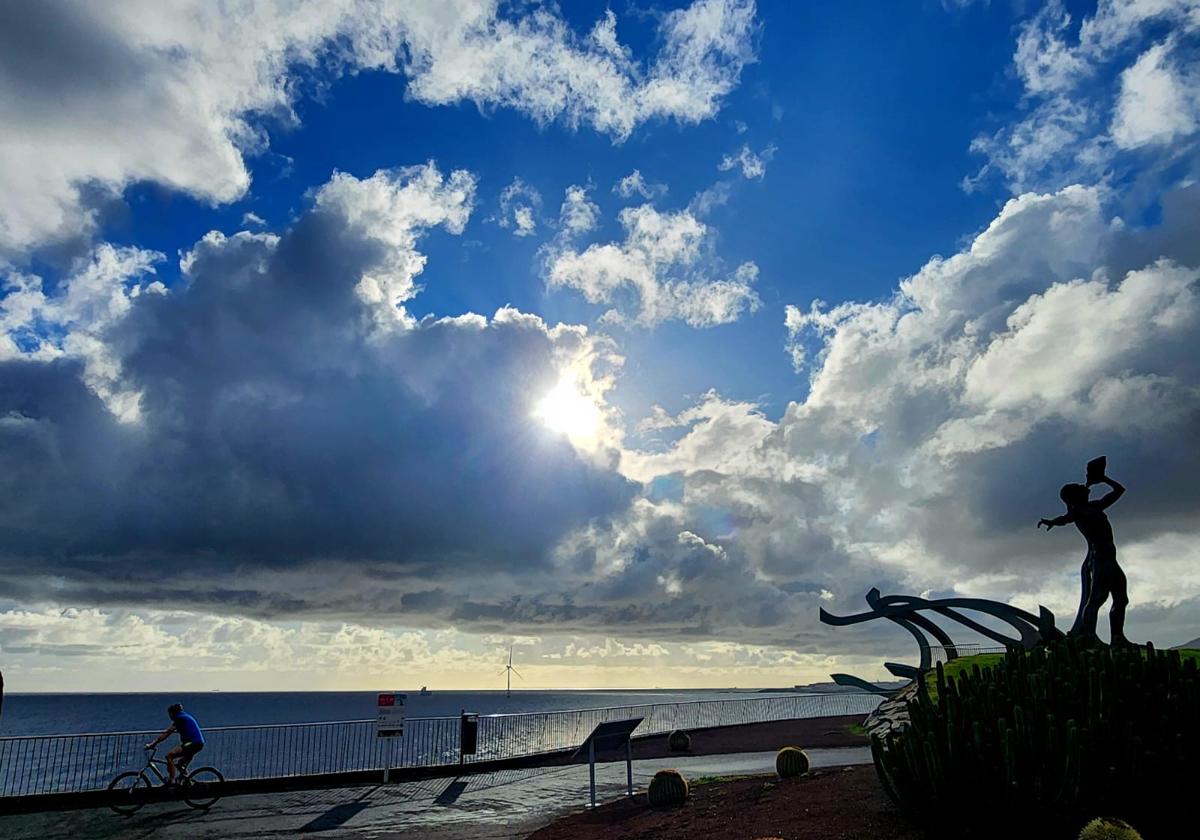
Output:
[
  {"left": 3, "top": 177, "right": 1197, "bottom": 659},
  {"left": 545, "top": 204, "right": 760, "bottom": 327},
  {"left": 628, "top": 182, "right": 1200, "bottom": 645},
  {"left": 400, "top": 1, "right": 758, "bottom": 141},
  {"left": 966, "top": 0, "right": 1200, "bottom": 192},
  {"left": 0, "top": 0, "right": 758, "bottom": 258},
  {"left": 311, "top": 164, "right": 477, "bottom": 326},
  {"left": 0, "top": 162, "right": 636, "bottom": 623},
  {"left": 448, "top": 180, "right": 1196, "bottom": 649},
  {"left": 0, "top": 602, "right": 867, "bottom": 690},
  {"left": 241, "top": 212, "right": 267, "bottom": 228},
  {"left": 556, "top": 185, "right": 602, "bottom": 238},
  {"left": 0, "top": 0, "right": 388, "bottom": 259},
  {"left": 1111, "top": 39, "right": 1200, "bottom": 149},
  {"left": 614, "top": 170, "right": 668, "bottom": 201},
  {"left": 1, "top": 243, "right": 166, "bottom": 421},
  {"left": 718, "top": 143, "right": 777, "bottom": 179},
  {"left": 497, "top": 178, "right": 543, "bottom": 237},
  {"left": 688, "top": 182, "right": 734, "bottom": 217},
  {"left": 4, "top": 0, "right": 1198, "bottom": 675}
]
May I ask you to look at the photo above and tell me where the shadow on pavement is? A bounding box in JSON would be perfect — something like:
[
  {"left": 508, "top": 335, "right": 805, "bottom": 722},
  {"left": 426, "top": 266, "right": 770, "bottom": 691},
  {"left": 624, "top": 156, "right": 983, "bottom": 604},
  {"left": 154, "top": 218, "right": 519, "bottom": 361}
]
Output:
[
  {"left": 433, "top": 780, "right": 468, "bottom": 806},
  {"left": 297, "top": 801, "right": 371, "bottom": 833}
]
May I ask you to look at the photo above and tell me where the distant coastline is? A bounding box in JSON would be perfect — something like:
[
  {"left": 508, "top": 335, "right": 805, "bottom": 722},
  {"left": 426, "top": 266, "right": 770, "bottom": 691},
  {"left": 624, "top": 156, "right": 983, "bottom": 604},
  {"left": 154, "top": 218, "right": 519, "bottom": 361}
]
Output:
[{"left": 757, "top": 680, "right": 908, "bottom": 694}]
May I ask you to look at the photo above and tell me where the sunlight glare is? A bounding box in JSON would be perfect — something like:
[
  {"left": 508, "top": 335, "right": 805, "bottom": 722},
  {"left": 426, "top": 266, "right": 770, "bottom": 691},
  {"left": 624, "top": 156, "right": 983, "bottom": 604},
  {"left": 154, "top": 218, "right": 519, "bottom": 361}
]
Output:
[{"left": 534, "top": 378, "right": 601, "bottom": 442}]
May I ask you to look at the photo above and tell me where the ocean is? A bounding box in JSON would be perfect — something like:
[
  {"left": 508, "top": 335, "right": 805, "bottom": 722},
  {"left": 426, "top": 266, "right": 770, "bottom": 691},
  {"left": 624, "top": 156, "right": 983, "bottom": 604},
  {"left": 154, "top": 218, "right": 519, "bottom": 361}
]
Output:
[{"left": 0, "top": 689, "right": 781, "bottom": 737}]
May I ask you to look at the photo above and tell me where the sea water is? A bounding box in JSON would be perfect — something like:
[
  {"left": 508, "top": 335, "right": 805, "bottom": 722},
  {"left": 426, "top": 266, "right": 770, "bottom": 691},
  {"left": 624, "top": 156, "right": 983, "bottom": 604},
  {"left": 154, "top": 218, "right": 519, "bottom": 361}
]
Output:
[{"left": 0, "top": 689, "right": 778, "bottom": 736}]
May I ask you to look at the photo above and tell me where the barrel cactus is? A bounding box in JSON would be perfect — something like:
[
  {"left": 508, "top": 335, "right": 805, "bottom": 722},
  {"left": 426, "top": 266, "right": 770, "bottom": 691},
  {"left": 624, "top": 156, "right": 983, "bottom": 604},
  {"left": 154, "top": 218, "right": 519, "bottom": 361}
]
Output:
[
  {"left": 775, "top": 746, "right": 809, "bottom": 778},
  {"left": 1078, "top": 818, "right": 1143, "bottom": 840},
  {"left": 667, "top": 729, "right": 691, "bottom": 752},
  {"left": 647, "top": 769, "right": 689, "bottom": 806}
]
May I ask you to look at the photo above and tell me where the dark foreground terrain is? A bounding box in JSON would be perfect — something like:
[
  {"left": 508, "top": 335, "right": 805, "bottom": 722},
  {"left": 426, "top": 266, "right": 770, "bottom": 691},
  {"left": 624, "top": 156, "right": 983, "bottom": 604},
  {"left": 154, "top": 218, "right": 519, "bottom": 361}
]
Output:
[{"left": 526, "top": 765, "right": 924, "bottom": 840}]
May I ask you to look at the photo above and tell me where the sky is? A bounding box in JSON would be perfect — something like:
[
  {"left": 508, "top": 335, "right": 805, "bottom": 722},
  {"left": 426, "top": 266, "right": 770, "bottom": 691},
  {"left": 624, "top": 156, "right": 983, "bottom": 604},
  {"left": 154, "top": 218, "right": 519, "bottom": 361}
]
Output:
[{"left": 1, "top": 0, "right": 1199, "bottom": 693}]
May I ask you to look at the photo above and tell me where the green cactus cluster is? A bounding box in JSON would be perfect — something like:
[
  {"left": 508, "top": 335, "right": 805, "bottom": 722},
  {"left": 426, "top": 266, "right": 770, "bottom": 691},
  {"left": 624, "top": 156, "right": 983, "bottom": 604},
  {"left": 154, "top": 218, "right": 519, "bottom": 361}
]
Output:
[
  {"left": 871, "top": 637, "right": 1199, "bottom": 838},
  {"left": 647, "top": 768, "right": 689, "bottom": 806},
  {"left": 775, "top": 745, "right": 809, "bottom": 778}
]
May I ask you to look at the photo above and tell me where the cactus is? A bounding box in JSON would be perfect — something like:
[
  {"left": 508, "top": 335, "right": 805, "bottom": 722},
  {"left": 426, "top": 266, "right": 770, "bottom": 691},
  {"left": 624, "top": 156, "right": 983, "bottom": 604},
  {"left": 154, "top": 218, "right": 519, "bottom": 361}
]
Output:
[
  {"left": 871, "top": 638, "right": 1199, "bottom": 837},
  {"left": 1078, "top": 817, "right": 1143, "bottom": 840},
  {"left": 647, "top": 768, "right": 689, "bottom": 806},
  {"left": 667, "top": 729, "right": 691, "bottom": 752},
  {"left": 775, "top": 745, "right": 809, "bottom": 778}
]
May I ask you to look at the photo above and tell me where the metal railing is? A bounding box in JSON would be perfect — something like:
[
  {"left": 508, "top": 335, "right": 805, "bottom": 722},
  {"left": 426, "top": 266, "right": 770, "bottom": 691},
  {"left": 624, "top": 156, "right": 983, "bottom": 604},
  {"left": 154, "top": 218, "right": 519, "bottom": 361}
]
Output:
[{"left": 0, "top": 691, "right": 881, "bottom": 798}]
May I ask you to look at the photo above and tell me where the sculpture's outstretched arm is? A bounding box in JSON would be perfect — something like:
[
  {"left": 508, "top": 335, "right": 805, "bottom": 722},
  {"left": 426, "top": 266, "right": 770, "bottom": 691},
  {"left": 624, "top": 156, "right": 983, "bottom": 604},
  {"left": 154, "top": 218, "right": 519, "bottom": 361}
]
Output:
[
  {"left": 1039, "top": 513, "right": 1074, "bottom": 530},
  {"left": 1094, "top": 475, "right": 1125, "bottom": 510}
]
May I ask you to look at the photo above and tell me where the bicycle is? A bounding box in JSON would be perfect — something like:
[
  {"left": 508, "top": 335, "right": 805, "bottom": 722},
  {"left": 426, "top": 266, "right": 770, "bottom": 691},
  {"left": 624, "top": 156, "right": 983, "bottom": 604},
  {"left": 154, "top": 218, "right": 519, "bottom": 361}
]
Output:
[{"left": 107, "top": 746, "right": 225, "bottom": 815}]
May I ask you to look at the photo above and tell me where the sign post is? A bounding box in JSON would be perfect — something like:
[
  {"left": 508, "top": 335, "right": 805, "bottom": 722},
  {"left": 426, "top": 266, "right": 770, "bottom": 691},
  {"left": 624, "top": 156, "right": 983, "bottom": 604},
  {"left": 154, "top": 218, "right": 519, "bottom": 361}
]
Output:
[
  {"left": 376, "top": 692, "right": 406, "bottom": 782},
  {"left": 570, "top": 717, "right": 643, "bottom": 807}
]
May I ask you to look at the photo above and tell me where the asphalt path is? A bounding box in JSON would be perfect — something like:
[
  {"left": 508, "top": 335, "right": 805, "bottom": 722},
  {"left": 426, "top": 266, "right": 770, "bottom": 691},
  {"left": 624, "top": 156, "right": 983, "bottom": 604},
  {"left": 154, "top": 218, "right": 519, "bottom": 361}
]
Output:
[{"left": 0, "top": 747, "right": 871, "bottom": 840}]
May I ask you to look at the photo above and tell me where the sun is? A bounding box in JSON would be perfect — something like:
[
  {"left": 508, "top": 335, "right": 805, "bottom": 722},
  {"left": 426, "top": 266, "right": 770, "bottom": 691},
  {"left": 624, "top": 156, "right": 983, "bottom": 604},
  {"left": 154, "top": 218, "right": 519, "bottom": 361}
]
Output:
[{"left": 534, "top": 377, "right": 601, "bottom": 442}]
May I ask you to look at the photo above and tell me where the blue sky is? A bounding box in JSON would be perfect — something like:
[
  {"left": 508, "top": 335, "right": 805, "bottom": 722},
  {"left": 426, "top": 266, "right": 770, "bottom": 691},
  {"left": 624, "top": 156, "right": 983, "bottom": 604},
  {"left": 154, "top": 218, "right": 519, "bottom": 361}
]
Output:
[
  {"left": 2, "top": 0, "right": 1199, "bottom": 691},
  {"left": 92, "top": 0, "right": 1018, "bottom": 421}
]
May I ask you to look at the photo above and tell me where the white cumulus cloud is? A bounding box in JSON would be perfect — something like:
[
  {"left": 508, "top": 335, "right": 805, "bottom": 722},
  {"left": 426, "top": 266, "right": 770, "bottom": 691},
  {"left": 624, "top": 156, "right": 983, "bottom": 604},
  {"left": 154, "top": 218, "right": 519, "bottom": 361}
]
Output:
[
  {"left": 311, "top": 163, "right": 477, "bottom": 328},
  {"left": 1111, "top": 39, "right": 1200, "bottom": 149},
  {"left": 0, "top": 0, "right": 757, "bottom": 259},
  {"left": 546, "top": 205, "right": 760, "bottom": 327},
  {"left": 556, "top": 185, "right": 602, "bottom": 238}
]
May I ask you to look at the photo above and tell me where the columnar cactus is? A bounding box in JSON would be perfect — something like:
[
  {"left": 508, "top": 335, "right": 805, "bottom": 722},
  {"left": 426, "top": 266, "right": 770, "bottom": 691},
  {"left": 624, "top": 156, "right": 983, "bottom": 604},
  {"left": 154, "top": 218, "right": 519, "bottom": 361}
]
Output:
[
  {"left": 647, "top": 768, "right": 689, "bottom": 806},
  {"left": 775, "top": 746, "right": 809, "bottom": 778},
  {"left": 871, "top": 638, "right": 1199, "bottom": 837}
]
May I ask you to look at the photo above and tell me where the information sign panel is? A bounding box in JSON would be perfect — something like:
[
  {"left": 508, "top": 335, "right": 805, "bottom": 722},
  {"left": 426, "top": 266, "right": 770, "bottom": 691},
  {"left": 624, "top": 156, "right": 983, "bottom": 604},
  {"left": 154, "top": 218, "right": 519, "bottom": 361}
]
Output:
[{"left": 376, "top": 692, "right": 406, "bottom": 737}]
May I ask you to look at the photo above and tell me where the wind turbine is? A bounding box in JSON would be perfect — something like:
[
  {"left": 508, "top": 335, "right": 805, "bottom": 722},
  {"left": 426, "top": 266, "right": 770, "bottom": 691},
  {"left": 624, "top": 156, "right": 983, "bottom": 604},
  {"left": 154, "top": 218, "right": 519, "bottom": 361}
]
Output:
[{"left": 501, "top": 645, "right": 523, "bottom": 698}]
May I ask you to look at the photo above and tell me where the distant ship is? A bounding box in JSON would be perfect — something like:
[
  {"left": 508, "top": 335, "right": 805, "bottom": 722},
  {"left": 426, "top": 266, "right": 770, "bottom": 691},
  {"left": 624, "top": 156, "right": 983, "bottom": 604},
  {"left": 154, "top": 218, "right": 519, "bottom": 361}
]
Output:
[{"left": 419, "top": 686, "right": 432, "bottom": 696}]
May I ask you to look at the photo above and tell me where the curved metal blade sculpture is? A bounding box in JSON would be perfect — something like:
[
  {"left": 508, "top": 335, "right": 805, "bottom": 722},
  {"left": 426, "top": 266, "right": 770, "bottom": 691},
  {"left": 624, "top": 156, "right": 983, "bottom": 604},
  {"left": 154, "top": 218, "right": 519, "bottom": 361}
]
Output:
[{"left": 819, "top": 588, "right": 1065, "bottom": 695}]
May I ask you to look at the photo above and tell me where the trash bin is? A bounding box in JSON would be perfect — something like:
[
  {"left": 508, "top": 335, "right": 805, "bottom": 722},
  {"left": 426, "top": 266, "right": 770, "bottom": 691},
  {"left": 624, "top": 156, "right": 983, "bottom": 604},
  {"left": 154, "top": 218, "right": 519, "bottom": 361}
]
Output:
[{"left": 460, "top": 712, "right": 478, "bottom": 758}]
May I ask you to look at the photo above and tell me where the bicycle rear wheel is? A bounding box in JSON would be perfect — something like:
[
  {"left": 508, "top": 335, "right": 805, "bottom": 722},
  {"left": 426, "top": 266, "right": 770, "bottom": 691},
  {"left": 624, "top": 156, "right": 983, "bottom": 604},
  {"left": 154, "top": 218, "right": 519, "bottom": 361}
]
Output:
[
  {"left": 183, "top": 766, "right": 224, "bottom": 809},
  {"left": 107, "top": 771, "right": 151, "bottom": 815}
]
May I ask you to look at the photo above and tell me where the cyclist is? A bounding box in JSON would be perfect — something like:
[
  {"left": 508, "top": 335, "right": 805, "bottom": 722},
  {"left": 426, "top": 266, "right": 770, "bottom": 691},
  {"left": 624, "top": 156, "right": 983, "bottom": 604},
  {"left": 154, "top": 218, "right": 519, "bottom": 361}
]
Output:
[{"left": 145, "top": 703, "right": 206, "bottom": 785}]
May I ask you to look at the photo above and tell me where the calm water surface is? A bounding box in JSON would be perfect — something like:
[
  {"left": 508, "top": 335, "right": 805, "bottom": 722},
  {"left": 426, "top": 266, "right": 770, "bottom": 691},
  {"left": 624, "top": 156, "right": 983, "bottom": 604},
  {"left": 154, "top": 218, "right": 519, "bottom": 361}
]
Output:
[{"left": 1, "top": 689, "right": 784, "bottom": 736}]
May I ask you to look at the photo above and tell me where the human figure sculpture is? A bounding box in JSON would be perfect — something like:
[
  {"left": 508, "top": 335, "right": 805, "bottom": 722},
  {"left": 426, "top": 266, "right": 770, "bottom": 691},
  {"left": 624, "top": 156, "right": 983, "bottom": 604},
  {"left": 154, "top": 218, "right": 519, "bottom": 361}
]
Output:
[{"left": 1038, "top": 456, "right": 1129, "bottom": 645}]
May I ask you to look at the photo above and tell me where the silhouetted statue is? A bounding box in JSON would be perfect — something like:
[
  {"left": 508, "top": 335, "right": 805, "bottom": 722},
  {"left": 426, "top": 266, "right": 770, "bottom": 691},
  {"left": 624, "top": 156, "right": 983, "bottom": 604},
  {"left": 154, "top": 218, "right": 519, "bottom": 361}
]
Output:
[{"left": 1039, "top": 456, "right": 1129, "bottom": 645}]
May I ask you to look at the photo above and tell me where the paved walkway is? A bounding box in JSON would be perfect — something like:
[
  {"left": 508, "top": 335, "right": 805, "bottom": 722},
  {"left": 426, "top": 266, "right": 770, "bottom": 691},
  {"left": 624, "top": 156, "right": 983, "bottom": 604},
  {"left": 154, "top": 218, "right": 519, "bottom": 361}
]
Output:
[{"left": 0, "top": 747, "right": 870, "bottom": 840}]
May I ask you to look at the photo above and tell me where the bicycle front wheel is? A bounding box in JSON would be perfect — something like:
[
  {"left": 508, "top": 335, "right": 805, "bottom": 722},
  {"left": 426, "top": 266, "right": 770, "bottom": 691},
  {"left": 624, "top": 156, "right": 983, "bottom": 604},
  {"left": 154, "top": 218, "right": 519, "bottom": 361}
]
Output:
[
  {"left": 107, "top": 771, "right": 151, "bottom": 815},
  {"left": 183, "top": 766, "right": 224, "bottom": 809}
]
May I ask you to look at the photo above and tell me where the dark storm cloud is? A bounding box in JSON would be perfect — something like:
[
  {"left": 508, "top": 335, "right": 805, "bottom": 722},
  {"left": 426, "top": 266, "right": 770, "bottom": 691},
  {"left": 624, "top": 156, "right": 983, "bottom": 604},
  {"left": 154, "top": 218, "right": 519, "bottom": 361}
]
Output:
[
  {"left": 0, "top": 171, "right": 637, "bottom": 618},
  {"left": 0, "top": 0, "right": 144, "bottom": 103}
]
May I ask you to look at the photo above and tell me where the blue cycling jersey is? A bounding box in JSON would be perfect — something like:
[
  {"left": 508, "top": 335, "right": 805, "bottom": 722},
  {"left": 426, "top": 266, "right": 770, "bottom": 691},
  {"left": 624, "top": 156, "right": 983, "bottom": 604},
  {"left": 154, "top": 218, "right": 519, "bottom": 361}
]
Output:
[{"left": 173, "top": 711, "right": 204, "bottom": 745}]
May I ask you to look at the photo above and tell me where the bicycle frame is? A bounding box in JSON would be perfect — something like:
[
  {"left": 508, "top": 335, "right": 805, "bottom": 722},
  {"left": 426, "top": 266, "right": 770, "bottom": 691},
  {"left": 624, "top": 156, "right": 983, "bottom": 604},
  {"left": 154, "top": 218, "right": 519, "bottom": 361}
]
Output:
[{"left": 139, "top": 748, "right": 196, "bottom": 785}]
